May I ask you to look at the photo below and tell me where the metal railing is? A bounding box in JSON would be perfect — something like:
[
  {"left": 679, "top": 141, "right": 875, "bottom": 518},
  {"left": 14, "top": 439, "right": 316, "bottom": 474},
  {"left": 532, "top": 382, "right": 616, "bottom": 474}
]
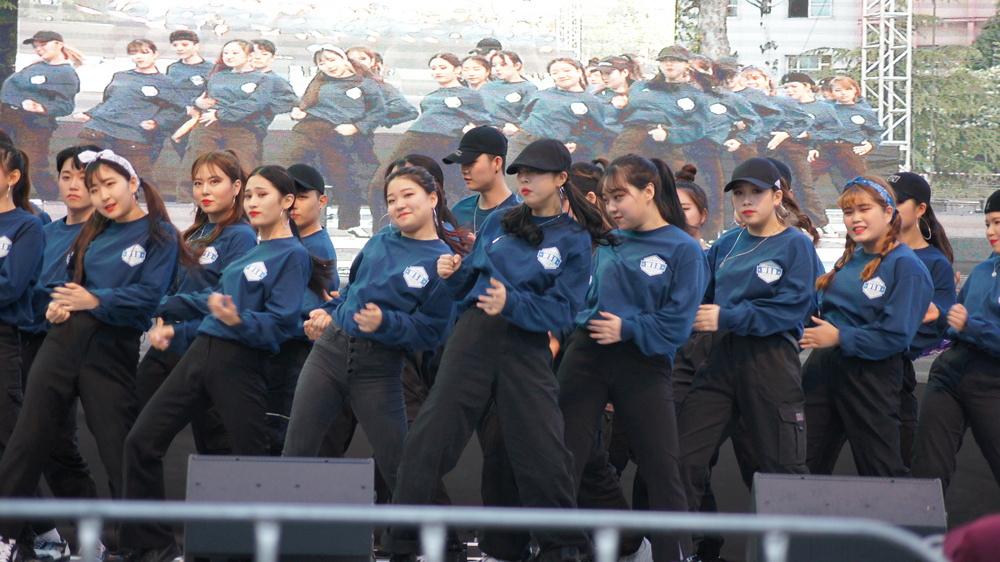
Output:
[{"left": 0, "top": 500, "right": 947, "bottom": 562}]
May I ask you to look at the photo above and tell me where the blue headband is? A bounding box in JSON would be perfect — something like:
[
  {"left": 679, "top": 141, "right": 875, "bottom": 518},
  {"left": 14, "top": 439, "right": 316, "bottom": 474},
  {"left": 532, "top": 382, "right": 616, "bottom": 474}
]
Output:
[{"left": 846, "top": 177, "right": 896, "bottom": 210}]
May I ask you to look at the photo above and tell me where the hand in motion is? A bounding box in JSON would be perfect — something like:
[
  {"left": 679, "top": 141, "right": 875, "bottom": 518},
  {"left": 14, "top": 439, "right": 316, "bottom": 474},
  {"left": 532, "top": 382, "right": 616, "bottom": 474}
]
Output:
[
  {"left": 354, "top": 303, "right": 383, "bottom": 333},
  {"left": 854, "top": 141, "right": 874, "bottom": 155},
  {"left": 611, "top": 94, "right": 628, "bottom": 109},
  {"left": 45, "top": 301, "right": 70, "bottom": 324},
  {"left": 922, "top": 302, "right": 939, "bottom": 324},
  {"left": 198, "top": 110, "right": 219, "bottom": 126},
  {"left": 799, "top": 316, "right": 840, "bottom": 349},
  {"left": 140, "top": 120, "right": 157, "bottom": 130},
  {"left": 21, "top": 100, "right": 45, "bottom": 113},
  {"left": 502, "top": 123, "right": 519, "bottom": 135},
  {"left": 51, "top": 283, "right": 99, "bottom": 311},
  {"left": 807, "top": 149, "right": 820, "bottom": 163},
  {"left": 588, "top": 311, "right": 622, "bottom": 345},
  {"left": 290, "top": 107, "right": 307, "bottom": 120},
  {"left": 335, "top": 124, "right": 358, "bottom": 136},
  {"left": 477, "top": 278, "right": 507, "bottom": 316},
  {"left": 693, "top": 304, "right": 720, "bottom": 332},
  {"left": 648, "top": 126, "right": 667, "bottom": 143},
  {"left": 73, "top": 112, "right": 91, "bottom": 122},
  {"left": 767, "top": 131, "right": 790, "bottom": 150},
  {"left": 437, "top": 253, "right": 462, "bottom": 279},
  {"left": 947, "top": 303, "right": 968, "bottom": 332},
  {"left": 148, "top": 318, "right": 175, "bottom": 351},
  {"left": 723, "top": 139, "right": 742, "bottom": 152},
  {"left": 564, "top": 142, "right": 578, "bottom": 154},
  {"left": 207, "top": 292, "right": 242, "bottom": 326},
  {"left": 304, "top": 309, "right": 332, "bottom": 340}
]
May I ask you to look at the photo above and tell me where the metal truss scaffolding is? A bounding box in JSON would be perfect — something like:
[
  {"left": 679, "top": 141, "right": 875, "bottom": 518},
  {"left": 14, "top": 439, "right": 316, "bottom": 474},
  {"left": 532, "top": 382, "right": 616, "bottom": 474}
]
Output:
[
  {"left": 861, "top": 0, "right": 913, "bottom": 171},
  {"left": 557, "top": 2, "right": 582, "bottom": 59}
]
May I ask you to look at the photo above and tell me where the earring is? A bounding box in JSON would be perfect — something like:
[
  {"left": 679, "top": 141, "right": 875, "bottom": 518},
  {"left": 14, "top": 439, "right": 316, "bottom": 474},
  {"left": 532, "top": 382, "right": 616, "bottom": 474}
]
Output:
[
  {"left": 918, "top": 216, "right": 932, "bottom": 241},
  {"left": 558, "top": 185, "right": 566, "bottom": 198}
]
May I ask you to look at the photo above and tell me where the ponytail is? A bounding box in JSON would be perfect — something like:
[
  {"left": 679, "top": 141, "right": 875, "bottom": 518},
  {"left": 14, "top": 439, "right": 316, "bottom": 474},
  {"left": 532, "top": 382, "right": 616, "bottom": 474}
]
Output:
[
  {"left": 384, "top": 166, "right": 471, "bottom": 256},
  {"left": 776, "top": 178, "right": 820, "bottom": 246},
  {"left": 0, "top": 142, "right": 33, "bottom": 213},
  {"left": 61, "top": 43, "right": 86, "bottom": 67},
  {"left": 598, "top": 154, "right": 688, "bottom": 232},
  {"left": 815, "top": 177, "right": 901, "bottom": 291},
  {"left": 501, "top": 176, "right": 618, "bottom": 248},
  {"left": 919, "top": 204, "right": 955, "bottom": 263}
]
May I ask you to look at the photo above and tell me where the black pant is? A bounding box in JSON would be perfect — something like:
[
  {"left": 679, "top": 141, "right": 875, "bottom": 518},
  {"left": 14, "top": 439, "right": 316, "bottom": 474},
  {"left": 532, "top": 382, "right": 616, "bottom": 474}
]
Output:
[
  {"left": 0, "top": 313, "right": 141, "bottom": 538},
  {"left": 0, "top": 323, "right": 22, "bottom": 456},
  {"left": 136, "top": 346, "right": 232, "bottom": 455},
  {"left": 678, "top": 331, "right": 807, "bottom": 516},
  {"left": 900, "top": 356, "right": 919, "bottom": 470},
  {"left": 558, "top": 329, "right": 691, "bottom": 561},
  {"left": 386, "top": 309, "right": 590, "bottom": 560},
  {"left": 911, "top": 342, "right": 1000, "bottom": 490},
  {"left": 803, "top": 347, "right": 906, "bottom": 477},
  {"left": 121, "top": 335, "right": 269, "bottom": 550},
  {"left": 282, "top": 325, "right": 408, "bottom": 493},
  {"left": 265, "top": 338, "right": 313, "bottom": 456}
]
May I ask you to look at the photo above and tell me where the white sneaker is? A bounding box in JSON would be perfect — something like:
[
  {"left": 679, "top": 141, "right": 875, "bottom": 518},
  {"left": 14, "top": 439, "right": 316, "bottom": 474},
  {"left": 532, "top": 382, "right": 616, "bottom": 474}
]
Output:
[
  {"left": 619, "top": 538, "right": 652, "bottom": 562},
  {"left": 31, "top": 535, "right": 69, "bottom": 562},
  {"left": 0, "top": 538, "right": 18, "bottom": 562}
]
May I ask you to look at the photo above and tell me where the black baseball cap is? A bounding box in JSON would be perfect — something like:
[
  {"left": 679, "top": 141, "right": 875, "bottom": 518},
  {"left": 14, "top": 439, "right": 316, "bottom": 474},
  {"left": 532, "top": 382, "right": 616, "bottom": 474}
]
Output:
[
  {"left": 596, "top": 56, "right": 630, "bottom": 73},
  {"left": 23, "top": 31, "right": 63, "bottom": 45},
  {"left": 766, "top": 157, "right": 792, "bottom": 185},
  {"left": 724, "top": 158, "right": 782, "bottom": 192},
  {"left": 471, "top": 38, "right": 502, "bottom": 55},
  {"left": 287, "top": 163, "right": 325, "bottom": 194},
  {"left": 443, "top": 126, "right": 508, "bottom": 165},
  {"left": 985, "top": 189, "right": 1000, "bottom": 214},
  {"left": 656, "top": 46, "right": 691, "bottom": 62},
  {"left": 506, "top": 138, "right": 571, "bottom": 175},
  {"left": 779, "top": 72, "right": 815, "bottom": 87},
  {"left": 886, "top": 172, "right": 931, "bottom": 206}
]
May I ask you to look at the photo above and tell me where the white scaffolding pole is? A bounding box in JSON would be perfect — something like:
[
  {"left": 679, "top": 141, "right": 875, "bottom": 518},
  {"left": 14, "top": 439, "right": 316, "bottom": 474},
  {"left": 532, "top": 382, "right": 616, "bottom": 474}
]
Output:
[{"left": 861, "top": 0, "right": 913, "bottom": 171}]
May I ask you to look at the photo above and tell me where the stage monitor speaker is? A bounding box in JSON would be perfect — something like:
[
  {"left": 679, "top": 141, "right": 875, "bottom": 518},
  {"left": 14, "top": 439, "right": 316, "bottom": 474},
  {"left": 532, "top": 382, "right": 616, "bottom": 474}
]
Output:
[
  {"left": 184, "top": 455, "right": 374, "bottom": 562},
  {"left": 747, "top": 473, "right": 946, "bottom": 562}
]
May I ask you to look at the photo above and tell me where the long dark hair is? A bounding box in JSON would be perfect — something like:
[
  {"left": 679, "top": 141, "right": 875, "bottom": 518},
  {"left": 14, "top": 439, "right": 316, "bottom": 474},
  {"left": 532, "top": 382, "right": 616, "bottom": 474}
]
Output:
[
  {"left": 547, "top": 58, "right": 587, "bottom": 90},
  {"left": 185, "top": 151, "right": 247, "bottom": 256},
  {"left": 0, "top": 142, "right": 34, "bottom": 213},
  {"left": 428, "top": 52, "right": 461, "bottom": 68},
  {"left": 600, "top": 154, "right": 688, "bottom": 231},
  {"left": 347, "top": 46, "right": 385, "bottom": 78},
  {"left": 70, "top": 157, "right": 198, "bottom": 283},
  {"left": 916, "top": 201, "right": 954, "bottom": 263},
  {"left": 386, "top": 154, "right": 458, "bottom": 227},
  {"left": 501, "top": 171, "right": 618, "bottom": 248},
  {"left": 675, "top": 164, "right": 708, "bottom": 239},
  {"left": 211, "top": 39, "right": 253, "bottom": 75},
  {"left": 568, "top": 159, "right": 613, "bottom": 229},
  {"left": 247, "top": 165, "right": 334, "bottom": 297},
  {"left": 777, "top": 178, "right": 820, "bottom": 246},
  {"left": 816, "top": 177, "right": 901, "bottom": 291},
  {"left": 300, "top": 47, "right": 373, "bottom": 109},
  {"left": 384, "top": 166, "right": 472, "bottom": 256}
]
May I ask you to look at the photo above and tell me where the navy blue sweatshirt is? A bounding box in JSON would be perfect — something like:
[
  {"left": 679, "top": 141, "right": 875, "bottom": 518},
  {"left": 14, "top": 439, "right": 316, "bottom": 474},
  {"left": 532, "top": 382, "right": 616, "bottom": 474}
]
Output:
[
  {"left": 577, "top": 225, "right": 709, "bottom": 360},
  {"left": 516, "top": 89, "right": 608, "bottom": 151},
  {"left": 737, "top": 88, "right": 813, "bottom": 139},
  {"left": 378, "top": 82, "right": 419, "bottom": 127},
  {"left": 258, "top": 71, "right": 300, "bottom": 132},
  {"left": 832, "top": 102, "right": 884, "bottom": 145},
  {"left": 481, "top": 80, "right": 538, "bottom": 127},
  {"left": 705, "top": 226, "right": 819, "bottom": 338},
  {"left": 451, "top": 192, "right": 521, "bottom": 234},
  {"left": 70, "top": 218, "right": 180, "bottom": 331},
  {"left": 83, "top": 70, "right": 190, "bottom": 143},
  {"left": 202, "top": 70, "right": 293, "bottom": 134},
  {"left": 24, "top": 218, "right": 82, "bottom": 333},
  {"left": 322, "top": 228, "right": 453, "bottom": 351},
  {"left": 906, "top": 245, "right": 956, "bottom": 359},
  {"left": 801, "top": 99, "right": 846, "bottom": 144},
  {"left": 819, "top": 244, "right": 933, "bottom": 360},
  {"left": 1, "top": 61, "right": 80, "bottom": 120},
  {"left": 444, "top": 211, "right": 592, "bottom": 334},
  {"left": 619, "top": 81, "right": 703, "bottom": 145},
  {"left": 166, "top": 59, "right": 213, "bottom": 102},
  {"left": 408, "top": 86, "right": 492, "bottom": 137},
  {"left": 288, "top": 229, "right": 339, "bottom": 342},
  {"left": 163, "top": 237, "right": 311, "bottom": 353},
  {"left": 699, "top": 89, "right": 763, "bottom": 147},
  {"left": 157, "top": 221, "right": 258, "bottom": 316},
  {"left": 949, "top": 254, "right": 1000, "bottom": 356},
  {"left": 0, "top": 208, "right": 44, "bottom": 326},
  {"left": 301, "top": 76, "right": 387, "bottom": 136}
]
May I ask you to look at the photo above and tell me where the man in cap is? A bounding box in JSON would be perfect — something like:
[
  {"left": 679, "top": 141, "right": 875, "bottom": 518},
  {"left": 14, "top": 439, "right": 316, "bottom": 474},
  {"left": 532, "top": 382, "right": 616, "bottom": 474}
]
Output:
[{"left": 443, "top": 126, "right": 519, "bottom": 235}]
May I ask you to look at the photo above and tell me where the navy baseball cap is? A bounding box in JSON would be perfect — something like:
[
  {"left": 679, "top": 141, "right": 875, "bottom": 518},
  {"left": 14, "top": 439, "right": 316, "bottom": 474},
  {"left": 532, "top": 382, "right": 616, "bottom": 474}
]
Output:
[
  {"left": 287, "top": 163, "right": 325, "bottom": 194},
  {"left": 985, "top": 189, "right": 1000, "bottom": 214},
  {"left": 887, "top": 172, "right": 931, "bottom": 206},
  {"left": 23, "top": 31, "right": 63, "bottom": 45}
]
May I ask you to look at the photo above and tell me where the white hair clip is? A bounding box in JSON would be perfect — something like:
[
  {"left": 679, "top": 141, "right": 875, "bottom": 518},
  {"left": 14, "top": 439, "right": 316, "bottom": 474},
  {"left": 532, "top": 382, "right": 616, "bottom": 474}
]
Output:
[{"left": 77, "top": 149, "right": 139, "bottom": 182}]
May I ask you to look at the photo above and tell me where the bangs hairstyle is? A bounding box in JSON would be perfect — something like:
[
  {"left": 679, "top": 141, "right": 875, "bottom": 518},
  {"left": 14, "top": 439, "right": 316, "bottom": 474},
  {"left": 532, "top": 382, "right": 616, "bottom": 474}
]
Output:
[
  {"left": 815, "top": 177, "right": 901, "bottom": 291},
  {"left": 384, "top": 166, "right": 472, "bottom": 256},
  {"left": 247, "top": 165, "right": 334, "bottom": 297},
  {"left": 428, "top": 52, "right": 461, "bottom": 68},
  {"left": 126, "top": 39, "right": 157, "bottom": 54},
  {"left": 491, "top": 50, "right": 523, "bottom": 69},
  {"left": 56, "top": 144, "right": 102, "bottom": 173},
  {"left": 0, "top": 142, "right": 34, "bottom": 214},
  {"left": 70, "top": 157, "right": 198, "bottom": 283},
  {"left": 462, "top": 55, "right": 491, "bottom": 72},
  {"left": 569, "top": 159, "right": 614, "bottom": 230},
  {"left": 347, "top": 46, "right": 384, "bottom": 77},
  {"left": 212, "top": 39, "right": 252, "bottom": 74},
  {"left": 300, "top": 48, "right": 372, "bottom": 109},
  {"left": 185, "top": 150, "right": 248, "bottom": 257},
  {"left": 600, "top": 154, "right": 688, "bottom": 231},
  {"left": 830, "top": 75, "right": 860, "bottom": 99},
  {"left": 385, "top": 154, "right": 459, "bottom": 228}
]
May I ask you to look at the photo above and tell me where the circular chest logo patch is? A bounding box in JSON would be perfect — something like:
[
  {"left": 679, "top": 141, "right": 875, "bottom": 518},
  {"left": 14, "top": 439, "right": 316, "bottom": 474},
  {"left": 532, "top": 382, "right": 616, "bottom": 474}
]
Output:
[
  {"left": 537, "top": 247, "right": 563, "bottom": 270},
  {"left": 709, "top": 103, "right": 728, "bottom": 115},
  {"left": 677, "top": 97, "right": 695, "bottom": 111},
  {"left": 570, "top": 102, "right": 589, "bottom": 115},
  {"left": 862, "top": 276, "right": 887, "bottom": 299},
  {"left": 141, "top": 86, "right": 159, "bottom": 97},
  {"left": 851, "top": 115, "right": 866, "bottom": 124},
  {"left": 30, "top": 75, "right": 46, "bottom": 85},
  {"left": 505, "top": 92, "right": 522, "bottom": 103},
  {"left": 639, "top": 255, "right": 667, "bottom": 276},
  {"left": 190, "top": 75, "right": 205, "bottom": 86},
  {"left": 346, "top": 87, "right": 362, "bottom": 99},
  {"left": 241, "top": 82, "right": 258, "bottom": 94},
  {"left": 756, "top": 260, "right": 783, "bottom": 284},
  {"left": 444, "top": 96, "right": 462, "bottom": 108},
  {"left": 403, "top": 265, "right": 430, "bottom": 289}
]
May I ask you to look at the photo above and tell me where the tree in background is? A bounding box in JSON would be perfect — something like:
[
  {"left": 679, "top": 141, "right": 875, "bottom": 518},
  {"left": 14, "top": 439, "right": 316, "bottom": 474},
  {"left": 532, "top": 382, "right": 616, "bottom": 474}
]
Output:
[
  {"left": 971, "top": 12, "right": 1000, "bottom": 70},
  {"left": 0, "top": 0, "right": 16, "bottom": 87}
]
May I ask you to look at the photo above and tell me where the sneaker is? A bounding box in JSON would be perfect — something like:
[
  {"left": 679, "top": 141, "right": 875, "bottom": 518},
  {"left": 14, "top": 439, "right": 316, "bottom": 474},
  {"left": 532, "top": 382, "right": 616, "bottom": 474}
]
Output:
[
  {"left": 31, "top": 536, "right": 69, "bottom": 562},
  {"left": 89, "top": 541, "right": 109, "bottom": 562},
  {"left": 0, "top": 538, "right": 19, "bottom": 562},
  {"left": 618, "top": 538, "right": 651, "bottom": 562},
  {"left": 347, "top": 226, "right": 371, "bottom": 238},
  {"left": 125, "top": 543, "right": 181, "bottom": 562}
]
